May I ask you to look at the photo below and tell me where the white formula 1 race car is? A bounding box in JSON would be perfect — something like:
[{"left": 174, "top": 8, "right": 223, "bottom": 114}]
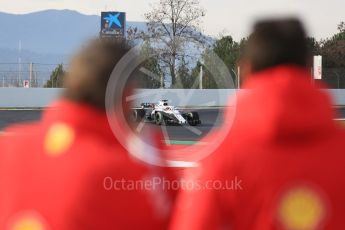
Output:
[{"left": 131, "top": 100, "right": 201, "bottom": 126}]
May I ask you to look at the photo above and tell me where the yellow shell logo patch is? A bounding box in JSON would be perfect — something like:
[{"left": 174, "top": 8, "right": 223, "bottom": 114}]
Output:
[
  {"left": 44, "top": 123, "right": 75, "bottom": 157},
  {"left": 278, "top": 187, "right": 326, "bottom": 230},
  {"left": 9, "top": 211, "right": 47, "bottom": 230},
  {"left": 11, "top": 217, "right": 45, "bottom": 230}
]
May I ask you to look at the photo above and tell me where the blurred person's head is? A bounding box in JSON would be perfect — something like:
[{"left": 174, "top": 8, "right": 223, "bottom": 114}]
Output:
[
  {"left": 63, "top": 38, "right": 131, "bottom": 110},
  {"left": 241, "top": 18, "right": 309, "bottom": 80}
]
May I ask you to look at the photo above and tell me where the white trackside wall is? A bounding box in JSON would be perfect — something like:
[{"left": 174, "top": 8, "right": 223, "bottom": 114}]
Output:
[{"left": 0, "top": 88, "right": 344, "bottom": 108}]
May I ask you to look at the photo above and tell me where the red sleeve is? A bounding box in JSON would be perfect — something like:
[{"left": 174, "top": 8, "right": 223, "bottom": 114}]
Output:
[
  {"left": 68, "top": 160, "right": 171, "bottom": 230},
  {"left": 170, "top": 175, "right": 222, "bottom": 230},
  {"left": 170, "top": 146, "right": 236, "bottom": 230}
]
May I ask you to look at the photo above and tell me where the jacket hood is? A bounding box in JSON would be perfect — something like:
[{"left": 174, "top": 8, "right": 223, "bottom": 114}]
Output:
[{"left": 231, "top": 65, "right": 337, "bottom": 143}]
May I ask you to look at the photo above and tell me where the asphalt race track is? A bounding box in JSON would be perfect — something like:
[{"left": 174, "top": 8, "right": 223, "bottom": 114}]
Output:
[
  {"left": 0, "top": 109, "right": 224, "bottom": 142},
  {"left": 0, "top": 110, "right": 43, "bottom": 130},
  {"left": 1, "top": 108, "right": 345, "bottom": 142}
]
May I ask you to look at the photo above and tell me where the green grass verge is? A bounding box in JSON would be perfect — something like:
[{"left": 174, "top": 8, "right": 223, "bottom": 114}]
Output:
[{"left": 164, "top": 140, "right": 199, "bottom": 145}]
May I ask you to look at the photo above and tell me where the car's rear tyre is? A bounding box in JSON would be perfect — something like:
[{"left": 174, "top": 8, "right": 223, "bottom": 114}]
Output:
[
  {"left": 187, "top": 112, "right": 200, "bottom": 126},
  {"left": 131, "top": 109, "right": 144, "bottom": 122},
  {"left": 155, "top": 112, "right": 164, "bottom": 125}
]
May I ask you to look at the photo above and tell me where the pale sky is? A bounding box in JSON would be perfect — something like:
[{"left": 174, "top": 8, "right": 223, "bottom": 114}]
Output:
[{"left": 1, "top": 0, "right": 344, "bottom": 40}]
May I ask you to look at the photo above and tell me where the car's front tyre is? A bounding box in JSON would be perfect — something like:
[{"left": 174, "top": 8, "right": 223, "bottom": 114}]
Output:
[{"left": 155, "top": 112, "right": 164, "bottom": 125}]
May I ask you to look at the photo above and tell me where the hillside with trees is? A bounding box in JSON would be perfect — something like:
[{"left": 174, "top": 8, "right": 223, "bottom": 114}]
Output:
[{"left": 131, "top": 0, "right": 344, "bottom": 89}]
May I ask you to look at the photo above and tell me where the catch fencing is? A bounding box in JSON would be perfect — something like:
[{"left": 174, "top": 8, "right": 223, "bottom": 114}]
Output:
[{"left": 0, "top": 63, "right": 68, "bottom": 88}]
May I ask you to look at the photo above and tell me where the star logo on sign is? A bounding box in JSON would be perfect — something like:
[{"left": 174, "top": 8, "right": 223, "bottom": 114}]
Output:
[{"left": 104, "top": 13, "right": 122, "bottom": 28}]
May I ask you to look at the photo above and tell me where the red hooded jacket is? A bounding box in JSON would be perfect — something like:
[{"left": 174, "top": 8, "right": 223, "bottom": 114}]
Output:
[
  {"left": 171, "top": 66, "right": 345, "bottom": 230},
  {"left": 0, "top": 100, "right": 171, "bottom": 230}
]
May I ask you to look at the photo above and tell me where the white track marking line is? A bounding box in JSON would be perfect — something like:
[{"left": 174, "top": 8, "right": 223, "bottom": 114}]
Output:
[
  {"left": 136, "top": 117, "right": 147, "bottom": 133},
  {"left": 161, "top": 125, "right": 171, "bottom": 146},
  {"left": 166, "top": 160, "right": 199, "bottom": 168},
  {"left": 184, "top": 125, "right": 203, "bottom": 136}
]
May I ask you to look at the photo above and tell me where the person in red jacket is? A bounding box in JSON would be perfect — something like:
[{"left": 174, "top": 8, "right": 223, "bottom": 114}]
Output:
[
  {"left": 0, "top": 39, "right": 172, "bottom": 230},
  {"left": 171, "top": 18, "right": 345, "bottom": 230}
]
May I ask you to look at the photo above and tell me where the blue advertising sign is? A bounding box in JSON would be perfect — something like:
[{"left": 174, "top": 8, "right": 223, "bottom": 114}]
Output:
[{"left": 101, "top": 12, "right": 126, "bottom": 37}]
